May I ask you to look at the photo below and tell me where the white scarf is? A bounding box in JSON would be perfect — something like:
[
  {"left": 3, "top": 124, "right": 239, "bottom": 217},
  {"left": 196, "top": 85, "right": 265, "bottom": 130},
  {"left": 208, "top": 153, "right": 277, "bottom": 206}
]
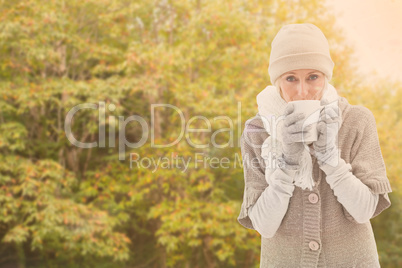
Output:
[{"left": 256, "top": 80, "right": 340, "bottom": 190}]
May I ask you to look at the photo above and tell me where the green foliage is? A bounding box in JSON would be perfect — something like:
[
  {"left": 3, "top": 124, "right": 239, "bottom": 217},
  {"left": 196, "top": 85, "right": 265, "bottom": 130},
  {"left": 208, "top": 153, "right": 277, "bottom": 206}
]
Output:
[
  {"left": 0, "top": 0, "right": 400, "bottom": 267},
  {"left": 0, "top": 154, "right": 130, "bottom": 267}
]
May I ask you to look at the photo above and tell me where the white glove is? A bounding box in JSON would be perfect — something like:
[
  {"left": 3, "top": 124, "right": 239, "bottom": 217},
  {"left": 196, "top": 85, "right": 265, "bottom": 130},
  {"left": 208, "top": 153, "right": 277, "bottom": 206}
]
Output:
[
  {"left": 281, "top": 103, "right": 313, "bottom": 168},
  {"left": 312, "top": 99, "right": 342, "bottom": 167}
]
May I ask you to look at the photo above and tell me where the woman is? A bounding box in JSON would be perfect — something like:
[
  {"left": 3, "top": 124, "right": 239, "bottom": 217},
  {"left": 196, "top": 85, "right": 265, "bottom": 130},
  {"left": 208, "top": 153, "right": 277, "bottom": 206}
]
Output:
[{"left": 237, "top": 23, "right": 393, "bottom": 267}]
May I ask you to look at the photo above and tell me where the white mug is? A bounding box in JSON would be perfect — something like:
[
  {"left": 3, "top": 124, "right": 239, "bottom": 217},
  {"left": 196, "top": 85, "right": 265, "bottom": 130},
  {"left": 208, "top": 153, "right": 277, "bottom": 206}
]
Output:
[{"left": 289, "top": 100, "right": 323, "bottom": 143}]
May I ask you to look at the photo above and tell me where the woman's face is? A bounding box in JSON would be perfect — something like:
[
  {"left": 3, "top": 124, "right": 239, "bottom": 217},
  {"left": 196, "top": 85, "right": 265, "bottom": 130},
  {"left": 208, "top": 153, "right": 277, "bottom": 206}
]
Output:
[{"left": 277, "top": 69, "right": 326, "bottom": 102}]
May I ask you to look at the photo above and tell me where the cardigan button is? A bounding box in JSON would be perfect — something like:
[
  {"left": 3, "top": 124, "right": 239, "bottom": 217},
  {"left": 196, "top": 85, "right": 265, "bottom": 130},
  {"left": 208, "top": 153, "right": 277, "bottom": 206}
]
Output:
[
  {"left": 308, "top": 193, "right": 319, "bottom": 204},
  {"left": 309, "top": 240, "right": 320, "bottom": 251}
]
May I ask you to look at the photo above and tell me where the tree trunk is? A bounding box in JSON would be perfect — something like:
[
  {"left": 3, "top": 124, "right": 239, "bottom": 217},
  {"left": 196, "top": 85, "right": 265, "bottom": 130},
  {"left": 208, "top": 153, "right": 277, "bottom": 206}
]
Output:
[{"left": 15, "top": 242, "right": 25, "bottom": 268}]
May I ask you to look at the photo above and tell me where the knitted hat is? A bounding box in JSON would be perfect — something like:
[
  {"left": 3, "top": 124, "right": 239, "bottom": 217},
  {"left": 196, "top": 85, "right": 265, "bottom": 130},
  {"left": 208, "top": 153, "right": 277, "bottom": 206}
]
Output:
[{"left": 268, "top": 23, "right": 334, "bottom": 85}]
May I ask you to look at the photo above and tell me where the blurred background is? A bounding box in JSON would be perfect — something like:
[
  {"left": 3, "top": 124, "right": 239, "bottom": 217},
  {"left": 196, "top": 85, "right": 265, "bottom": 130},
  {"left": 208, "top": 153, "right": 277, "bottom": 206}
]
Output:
[{"left": 0, "top": 0, "right": 400, "bottom": 267}]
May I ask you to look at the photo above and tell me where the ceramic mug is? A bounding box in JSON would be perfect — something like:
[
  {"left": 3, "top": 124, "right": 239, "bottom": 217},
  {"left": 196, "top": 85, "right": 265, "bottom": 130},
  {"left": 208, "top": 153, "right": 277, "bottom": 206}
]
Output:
[{"left": 289, "top": 100, "right": 324, "bottom": 143}]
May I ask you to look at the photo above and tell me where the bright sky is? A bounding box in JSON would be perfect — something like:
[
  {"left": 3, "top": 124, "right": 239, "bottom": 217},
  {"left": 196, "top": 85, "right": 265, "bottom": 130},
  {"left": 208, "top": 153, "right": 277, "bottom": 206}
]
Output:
[{"left": 325, "top": 0, "right": 402, "bottom": 83}]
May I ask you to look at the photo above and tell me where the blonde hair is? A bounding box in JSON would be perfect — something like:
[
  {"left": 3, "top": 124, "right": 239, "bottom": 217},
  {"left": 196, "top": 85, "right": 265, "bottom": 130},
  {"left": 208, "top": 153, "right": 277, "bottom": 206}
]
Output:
[{"left": 274, "top": 79, "right": 283, "bottom": 99}]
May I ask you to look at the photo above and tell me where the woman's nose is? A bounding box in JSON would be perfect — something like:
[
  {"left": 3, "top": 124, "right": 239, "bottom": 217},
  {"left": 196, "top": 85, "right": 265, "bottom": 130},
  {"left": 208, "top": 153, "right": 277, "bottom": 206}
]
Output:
[{"left": 296, "top": 81, "right": 309, "bottom": 97}]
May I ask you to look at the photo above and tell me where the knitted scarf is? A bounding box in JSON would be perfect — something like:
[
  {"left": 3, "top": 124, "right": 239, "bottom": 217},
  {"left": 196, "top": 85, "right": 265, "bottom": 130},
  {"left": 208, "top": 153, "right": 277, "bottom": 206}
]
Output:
[{"left": 256, "top": 80, "right": 341, "bottom": 190}]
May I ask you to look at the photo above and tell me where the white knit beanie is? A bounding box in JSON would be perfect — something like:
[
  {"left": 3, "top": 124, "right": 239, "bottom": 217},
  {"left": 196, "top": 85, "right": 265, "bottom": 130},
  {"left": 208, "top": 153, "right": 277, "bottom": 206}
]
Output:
[{"left": 268, "top": 23, "right": 334, "bottom": 85}]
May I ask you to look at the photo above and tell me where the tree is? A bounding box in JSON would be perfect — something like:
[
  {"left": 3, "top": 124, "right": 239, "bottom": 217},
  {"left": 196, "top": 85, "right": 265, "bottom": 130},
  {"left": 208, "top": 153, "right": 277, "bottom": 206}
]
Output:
[{"left": 0, "top": 0, "right": 400, "bottom": 267}]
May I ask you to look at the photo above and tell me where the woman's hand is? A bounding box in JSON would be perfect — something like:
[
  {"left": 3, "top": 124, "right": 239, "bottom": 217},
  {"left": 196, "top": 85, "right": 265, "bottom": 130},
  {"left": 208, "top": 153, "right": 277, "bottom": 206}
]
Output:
[
  {"left": 311, "top": 99, "right": 342, "bottom": 167},
  {"left": 281, "top": 103, "right": 312, "bottom": 169}
]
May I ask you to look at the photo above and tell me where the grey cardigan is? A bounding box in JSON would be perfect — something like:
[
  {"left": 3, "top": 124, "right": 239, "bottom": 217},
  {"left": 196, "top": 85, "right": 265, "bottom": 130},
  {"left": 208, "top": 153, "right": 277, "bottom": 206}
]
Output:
[{"left": 237, "top": 96, "right": 392, "bottom": 267}]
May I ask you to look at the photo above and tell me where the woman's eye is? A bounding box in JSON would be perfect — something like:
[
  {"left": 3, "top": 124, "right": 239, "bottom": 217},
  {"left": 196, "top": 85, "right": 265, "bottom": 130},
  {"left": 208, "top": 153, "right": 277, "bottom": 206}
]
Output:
[
  {"left": 286, "top": 76, "right": 296, "bottom": 82},
  {"left": 309, "top": 74, "right": 318, "bottom": 80}
]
